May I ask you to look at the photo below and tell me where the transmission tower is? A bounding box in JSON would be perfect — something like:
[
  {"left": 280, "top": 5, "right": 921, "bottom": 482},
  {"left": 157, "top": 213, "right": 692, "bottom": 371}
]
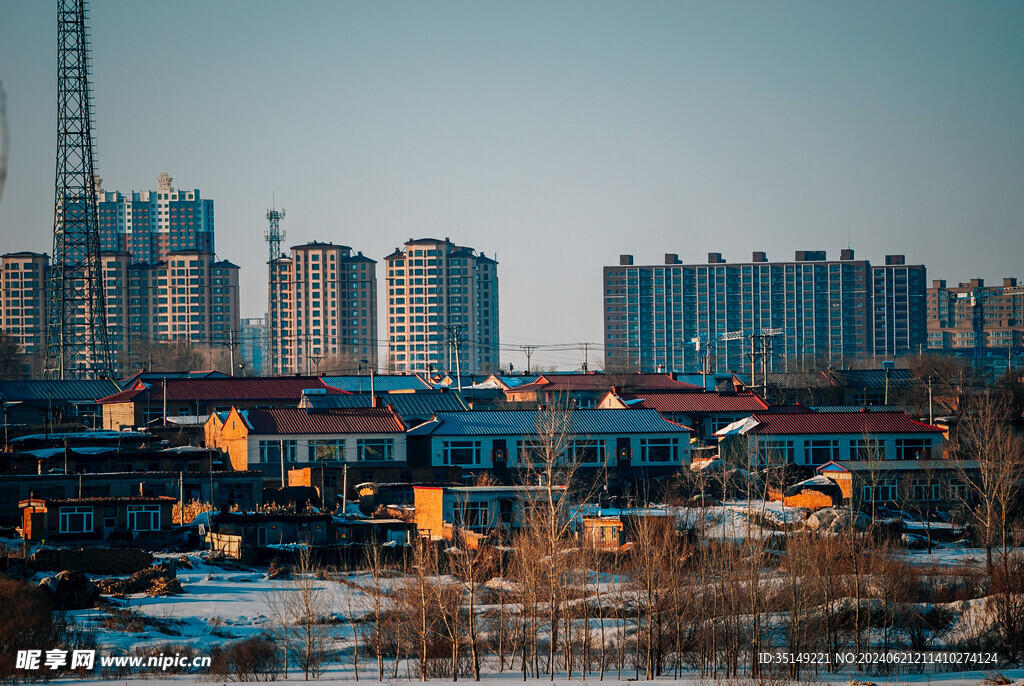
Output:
[
  {"left": 44, "top": 0, "right": 111, "bottom": 379},
  {"left": 265, "top": 207, "right": 286, "bottom": 374}
]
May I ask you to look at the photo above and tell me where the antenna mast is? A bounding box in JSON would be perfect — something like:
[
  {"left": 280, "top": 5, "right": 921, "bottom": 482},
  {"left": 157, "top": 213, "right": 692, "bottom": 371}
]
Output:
[
  {"left": 45, "top": 0, "right": 111, "bottom": 379},
  {"left": 266, "top": 206, "right": 286, "bottom": 374}
]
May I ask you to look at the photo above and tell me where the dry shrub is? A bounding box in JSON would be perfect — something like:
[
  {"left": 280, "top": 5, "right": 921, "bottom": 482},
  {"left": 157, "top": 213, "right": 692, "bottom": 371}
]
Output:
[
  {"left": 173, "top": 499, "right": 216, "bottom": 526},
  {"left": 0, "top": 576, "right": 64, "bottom": 679},
  {"left": 209, "top": 636, "right": 283, "bottom": 681}
]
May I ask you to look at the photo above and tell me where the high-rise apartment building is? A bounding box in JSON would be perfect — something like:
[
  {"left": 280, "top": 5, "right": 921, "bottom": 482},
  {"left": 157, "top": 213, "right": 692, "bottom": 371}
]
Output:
[
  {"left": 96, "top": 173, "right": 214, "bottom": 263},
  {"left": 927, "top": 278, "right": 1024, "bottom": 353},
  {"left": 104, "top": 250, "right": 239, "bottom": 368},
  {"left": 268, "top": 242, "right": 377, "bottom": 375},
  {"left": 384, "top": 238, "right": 498, "bottom": 376},
  {"left": 604, "top": 249, "right": 925, "bottom": 374},
  {"left": 1, "top": 252, "right": 49, "bottom": 376}
]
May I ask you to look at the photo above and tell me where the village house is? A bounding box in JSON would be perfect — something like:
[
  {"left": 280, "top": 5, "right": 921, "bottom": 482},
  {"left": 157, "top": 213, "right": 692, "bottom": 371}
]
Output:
[
  {"left": 715, "top": 409, "right": 952, "bottom": 506},
  {"left": 0, "top": 470, "right": 262, "bottom": 525},
  {"left": 20, "top": 495, "right": 176, "bottom": 544},
  {"left": 597, "top": 388, "right": 770, "bottom": 442},
  {"left": 205, "top": 404, "right": 407, "bottom": 487},
  {"left": 413, "top": 484, "right": 568, "bottom": 542},
  {"left": 406, "top": 408, "right": 692, "bottom": 479},
  {"left": 502, "top": 372, "right": 702, "bottom": 408},
  {"left": 98, "top": 376, "right": 348, "bottom": 430}
]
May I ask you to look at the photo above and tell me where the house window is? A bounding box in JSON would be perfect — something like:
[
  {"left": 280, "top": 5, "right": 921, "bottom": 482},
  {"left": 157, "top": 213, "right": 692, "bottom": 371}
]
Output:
[
  {"left": 895, "top": 438, "right": 932, "bottom": 460},
  {"left": 806, "top": 440, "right": 840, "bottom": 466},
  {"left": 911, "top": 479, "right": 941, "bottom": 502},
  {"left": 127, "top": 505, "right": 160, "bottom": 531},
  {"left": 357, "top": 438, "right": 394, "bottom": 461},
  {"left": 453, "top": 501, "right": 490, "bottom": 531},
  {"left": 755, "top": 439, "right": 795, "bottom": 465},
  {"left": 639, "top": 438, "right": 678, "bottom": 463},
  {"left": 862, "top": 478, "right": 898, "bottom": 503},
  {"left": 515, "top": 439, "right": 547, "bottom": 465},
  {"left": 259, "top": 440, "right": 297, "bottom": 463},
  {"left": 850, "top": 439, "right": 882, "bottom": 461},
  {"left": 58, "top": 506, "right": 93, "bottom": 534},
  {"left": 567, "top": 439, "right": 604, "bottom": 465},
  {"left": 442, "top": 441, "right": 481, "bottom": 466},
  {"left": 308, "top": 439, "right": 344, "bottom": 461}
]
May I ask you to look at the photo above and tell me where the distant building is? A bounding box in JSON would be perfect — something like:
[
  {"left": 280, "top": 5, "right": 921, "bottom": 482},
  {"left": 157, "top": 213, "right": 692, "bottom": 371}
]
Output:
[
  {"left": 239, "top": 317, "right": 268, "bottom": 375},
  {"left": 96, "top": 173, "right": 214, "bottom": 263},
  {"left": 927, "top": 278, "right": 1024, "bottom": 354},
  {"left": 102, "top": 250, "right": 240, "bottom": 368},
  {"left": 384, "top": 238, "right": 498, "bottom": 377},
  {"left": 267, "top": 242, "right": 377, "bottom": 375},
  {"left": 604, "top": 249, "right": 925, "bottom": 374},
  {"left": 0, "top": 252, "right": 49, "bottom": 377}
]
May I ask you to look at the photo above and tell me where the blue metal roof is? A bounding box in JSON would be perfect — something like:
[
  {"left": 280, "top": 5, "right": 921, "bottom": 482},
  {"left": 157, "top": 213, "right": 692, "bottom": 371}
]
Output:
[
  {"left": 406, "top": 409, "right": 689, "bottom": 437},
  {"left": 302, "top": 391, "right": 469, "bottom": 418},
  {"left": 319, "top": 375, "right": 431, "bottom": 392},
  {"left": 0, "top": 379, "right": 122, "bottom": 403}
]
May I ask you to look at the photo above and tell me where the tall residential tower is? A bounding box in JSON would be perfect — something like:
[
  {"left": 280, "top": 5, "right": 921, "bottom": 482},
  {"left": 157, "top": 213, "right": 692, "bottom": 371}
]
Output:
[
  {"left": 267, "top": 242, "right": 377, "bottom": 375},
  {"left": 384, "top": 238, "right": 498, "bottom": 377}
]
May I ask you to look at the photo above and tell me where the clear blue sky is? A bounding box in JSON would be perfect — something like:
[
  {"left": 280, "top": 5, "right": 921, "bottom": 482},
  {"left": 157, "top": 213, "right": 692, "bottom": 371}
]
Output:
[{"left": 1, "top": 1, "right": 1023, "bottom": 371}]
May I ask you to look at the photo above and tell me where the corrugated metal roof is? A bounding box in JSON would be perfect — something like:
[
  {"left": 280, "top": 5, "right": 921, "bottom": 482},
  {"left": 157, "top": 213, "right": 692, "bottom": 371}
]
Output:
[
  {"left": 407, "top": 409, "right": 689, "bottom": 437},
  {"left": 245, "top": 407, "right": 405, "bottom": 435},
  {"left": 508, "top": 373, "right": 702, "bottom": 394},
  {"left": 0, "top": 379, "right": 122, "bottom": 402},
  {"left": 613, "top": 391, "right": 769, "bottom": 414},
  {"left": 99, "top": 377, "right": 348, "bottom": 404},
  {"left": 744, "top": 411, "right": 943, "bottom": 435},
  {"left": 811, "top": 405, "right": 904, "bottom": 413},
  {"left": 829, "top": 368, "right": 913, "bottom": 388},
  {"left": 765, "top": 372, "right": 838, "bottom": 389},
  {"left": 302, "top": 391, "right": 469, "bottom": 417},
  {"left": 319, "top": 375, "right": 432, "bottom": 392}
]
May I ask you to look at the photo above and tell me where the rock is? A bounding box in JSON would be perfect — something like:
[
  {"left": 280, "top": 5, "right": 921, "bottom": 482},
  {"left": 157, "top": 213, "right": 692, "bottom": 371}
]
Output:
[
  {"left": 980, "top": 673, "right": 1012, "bottom": 686},
  {"left": 806, "top": 507, "right": 870, "bottom": 533},
  {"left": 38, "top": 569, "right": 100, "bottom": 610}
]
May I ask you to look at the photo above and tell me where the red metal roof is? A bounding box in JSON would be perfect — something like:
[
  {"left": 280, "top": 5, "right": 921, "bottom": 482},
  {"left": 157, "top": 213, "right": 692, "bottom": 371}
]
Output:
[
  {"left": 744, "top": 411, "right": 943, "bottom": 435},
  {"left": 509, "top": 373, "right": 702, "bottom": 394},
  {"left": 98, "top": 377, "right": 349, "bottom": 404},
  {"left": 244, "top": 407, "right": 406, "bottom": 435},
  {"left": 616, "top": 391, "right": 769, "bottom": 414}
]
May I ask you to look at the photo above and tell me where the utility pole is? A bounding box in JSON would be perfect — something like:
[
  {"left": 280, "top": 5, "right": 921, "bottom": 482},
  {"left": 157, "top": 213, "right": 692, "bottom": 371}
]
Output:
[
  {"left": 449, "top": 325, "right": 464, "bottom": 391},
  {"left": 580, "top": 343, "right": 590, "bottom": 372},
  {"left": 520, "top": 345, "right": 539, "bottom": 374}
]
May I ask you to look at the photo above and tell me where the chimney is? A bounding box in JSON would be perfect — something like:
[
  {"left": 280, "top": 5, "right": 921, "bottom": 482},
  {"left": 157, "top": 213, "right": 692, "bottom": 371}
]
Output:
[
  {"left": 969, "top": 278, "right": 984, "bottom": 288},
  {"left": 932, "top": 279, "right": 946, "bottom": 288},
  {"left": 707, "top": 252, "right": 724, "bottom": 264},
  {"left": 619, "top": 254, "right": 634, "bottom": 266},
  {"left": 752, "top": 251, "right": 766, "bottom": 263},
  {"left": 840, "top": 248, "right": 855, "bottom": 260},
  {"left": 664, "top": 253, "right": 680, "bottom": 265},
  {"left": 884, "top": 254, "right": 906, "bottom": 266}
]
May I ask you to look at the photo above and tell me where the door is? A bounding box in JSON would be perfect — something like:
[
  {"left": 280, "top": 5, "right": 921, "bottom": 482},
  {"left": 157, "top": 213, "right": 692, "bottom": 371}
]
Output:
[{"left": 616, "top": 437, "right": 631, "bottom": 469}]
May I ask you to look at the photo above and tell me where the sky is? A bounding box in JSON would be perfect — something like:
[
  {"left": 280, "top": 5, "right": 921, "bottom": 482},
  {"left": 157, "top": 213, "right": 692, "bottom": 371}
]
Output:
[{"left": 1, "top": 1, "right": 1023, "bottom": 372}]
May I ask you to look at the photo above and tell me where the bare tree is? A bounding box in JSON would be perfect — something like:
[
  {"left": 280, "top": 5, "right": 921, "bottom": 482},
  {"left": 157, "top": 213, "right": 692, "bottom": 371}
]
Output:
[{"left": 952, "top": 392, "right": 1024, "bottom": 572}]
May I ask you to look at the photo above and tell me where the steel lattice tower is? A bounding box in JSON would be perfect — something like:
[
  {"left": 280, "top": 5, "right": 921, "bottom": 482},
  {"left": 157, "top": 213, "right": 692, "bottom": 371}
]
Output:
[
  {"left": 44, "top": 0, "right": 111, "bottom": 379},
  {"left": 265, "top": 207, "right": 286, "bottom": 375}
]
